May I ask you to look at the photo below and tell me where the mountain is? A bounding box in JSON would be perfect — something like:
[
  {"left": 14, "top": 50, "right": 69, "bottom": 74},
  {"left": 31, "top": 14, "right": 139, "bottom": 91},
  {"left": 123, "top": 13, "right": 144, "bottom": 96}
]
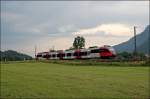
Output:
[
  {"left": 0, "top": 50, "right": 32, "bottom": 61},
  {"left": 114, "top": 25, "right": 150, "bottom": 54}
]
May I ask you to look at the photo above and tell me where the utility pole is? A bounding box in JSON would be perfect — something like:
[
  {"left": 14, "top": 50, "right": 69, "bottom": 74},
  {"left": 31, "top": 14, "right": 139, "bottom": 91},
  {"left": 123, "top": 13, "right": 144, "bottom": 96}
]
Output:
[
  {"left": 148, "top": 25, "right": 150, "bottom": 63},
  {"left": 35, "top": 45, "right": 37, "bottom": 59},
  {"left": 134, "top": 26, "right": 137, "bottom": 55}
]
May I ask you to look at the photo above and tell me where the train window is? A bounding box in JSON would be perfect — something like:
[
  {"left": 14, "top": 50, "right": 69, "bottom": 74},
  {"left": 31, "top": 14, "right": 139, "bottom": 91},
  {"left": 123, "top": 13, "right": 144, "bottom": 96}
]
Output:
[
  {"left": 57, "top": 54, "right": 60, "bottom": 57},
  {"left": 74, "top": 52, "right": 78, "bottom": 56},
  {"left": 67, "top": 53, "right": 72, "bottom": 57},
  {"left": 43, "top": 55, "right": 50, "bottom": 58},
  {"left": 52, "top": 54, "right": 56, "bottom": 57},
  {"left": 91, "top": 49, "right": 100, "bottom": 53},
  {"left": 57, "top": 53, "right": 64, "bottom": 57},
  {"left": 80, "top": 52, "right": 87, "bottom": 56},
  {"left": 84, "top": 52, "right": 88, "bottom": 56},
  {"left": 48, "top": 55, "right": 50, "bottom": 58},
  {"left": 37, "top": 55, "right": 42, "bottom": 57},
  {"left": 100, "top": 49, "right": 109, "bottom": 52},
  {"left": 62, "top": 54, "right": 65, "bottom": 57}
]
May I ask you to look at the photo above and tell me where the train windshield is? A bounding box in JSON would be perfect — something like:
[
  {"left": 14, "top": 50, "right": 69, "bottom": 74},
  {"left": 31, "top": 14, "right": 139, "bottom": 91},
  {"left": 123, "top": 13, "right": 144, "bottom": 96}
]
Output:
[
  {"left": 37, "top": 54, "right": 42, "bottom": 57},
  {"left": 67, "top": 53, "right": 72, "bottom": 57},
  {"left": 100, "top": 49, "right": 109, "bottom": 52}
]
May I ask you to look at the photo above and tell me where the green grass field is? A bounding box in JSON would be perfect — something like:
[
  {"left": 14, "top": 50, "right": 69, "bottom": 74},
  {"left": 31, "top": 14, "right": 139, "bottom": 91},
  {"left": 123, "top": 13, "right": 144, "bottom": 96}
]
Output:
[{"left": 1, "top": 62, "right": 149, "bottom": 98}]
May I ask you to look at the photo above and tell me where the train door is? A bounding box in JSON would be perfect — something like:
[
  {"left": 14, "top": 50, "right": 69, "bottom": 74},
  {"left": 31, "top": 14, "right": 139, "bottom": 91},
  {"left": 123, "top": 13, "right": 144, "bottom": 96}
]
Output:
[{"left": 74, "top": 50, "right": 81, "bottom": 59}]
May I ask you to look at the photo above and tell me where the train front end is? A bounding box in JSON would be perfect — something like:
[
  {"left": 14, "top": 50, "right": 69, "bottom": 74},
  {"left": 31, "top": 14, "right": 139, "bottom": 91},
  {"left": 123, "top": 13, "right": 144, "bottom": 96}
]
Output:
[{"left": 100, "top": 45, "right": 116, "bottom": 58}]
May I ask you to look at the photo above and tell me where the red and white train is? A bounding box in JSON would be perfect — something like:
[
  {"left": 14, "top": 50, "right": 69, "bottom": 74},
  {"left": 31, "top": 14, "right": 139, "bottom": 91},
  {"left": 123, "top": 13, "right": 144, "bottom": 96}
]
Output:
[{"left": 36, "top": 45, "right": 116, "bottom": 60}]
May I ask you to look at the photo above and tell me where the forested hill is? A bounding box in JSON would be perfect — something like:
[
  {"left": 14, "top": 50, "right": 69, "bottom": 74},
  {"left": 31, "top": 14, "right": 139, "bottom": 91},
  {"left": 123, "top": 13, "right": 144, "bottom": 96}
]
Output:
[
  {"left": 0, "top": 50, "right": 32, "bottom": 61},
  {"left": 114, "top": 25, "right": 150, "bottom": 54}
]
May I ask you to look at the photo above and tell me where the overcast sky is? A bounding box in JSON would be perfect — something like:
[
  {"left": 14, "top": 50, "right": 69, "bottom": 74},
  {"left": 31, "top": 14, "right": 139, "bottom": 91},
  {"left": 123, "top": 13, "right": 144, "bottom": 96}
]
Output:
[{"left": 1, "top": 1, "right": 149, "bottom": 57}]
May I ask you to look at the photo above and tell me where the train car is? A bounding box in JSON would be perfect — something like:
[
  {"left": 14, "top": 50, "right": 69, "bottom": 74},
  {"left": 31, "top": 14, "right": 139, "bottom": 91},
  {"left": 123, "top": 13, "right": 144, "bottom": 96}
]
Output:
[
  {"left": 88, "top": 45, "right": 116, "bottom": 59},
  {"left": 75, "top": 49, "right": 90, "bottom": 59},
  {"left": 42, "top": 52, "right": 50, "bottom": 59},
  {"left": 49, "top": 52, "right": 59, "bottom": 60},
  {"left": 57, "top": 50, "right": 65, "bottom": 60},
  {"left": 36, "top": 52, "right": 49, "bottom": 60},
  {"left": 89, "top": 47, "right": 101, "bottom": 58},
  {"left": 63, "top": 50, "right": 75, "bottom": 59},
  {"left": 100, "top": 45, "right": 116, "bottom": 58}
]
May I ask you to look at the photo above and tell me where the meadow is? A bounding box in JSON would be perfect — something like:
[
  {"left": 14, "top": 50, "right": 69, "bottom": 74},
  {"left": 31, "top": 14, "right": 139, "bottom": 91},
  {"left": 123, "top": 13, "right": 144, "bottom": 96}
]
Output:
[{"left": 1, "top": 61, "right": 149, "bottom": 98}]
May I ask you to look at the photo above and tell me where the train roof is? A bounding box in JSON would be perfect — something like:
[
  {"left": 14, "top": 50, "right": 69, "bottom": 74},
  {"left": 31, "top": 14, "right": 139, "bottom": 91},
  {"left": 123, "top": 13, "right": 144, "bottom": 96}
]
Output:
[{"left": 37, "top": 45, "right": 114, "bottom": 54}]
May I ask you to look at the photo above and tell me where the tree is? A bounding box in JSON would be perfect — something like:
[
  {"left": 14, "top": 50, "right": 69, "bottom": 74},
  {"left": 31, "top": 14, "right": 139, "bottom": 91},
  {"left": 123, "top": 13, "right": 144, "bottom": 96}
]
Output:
[{"left": 73, "top": 36, "right": 85, "bottom": 49}]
